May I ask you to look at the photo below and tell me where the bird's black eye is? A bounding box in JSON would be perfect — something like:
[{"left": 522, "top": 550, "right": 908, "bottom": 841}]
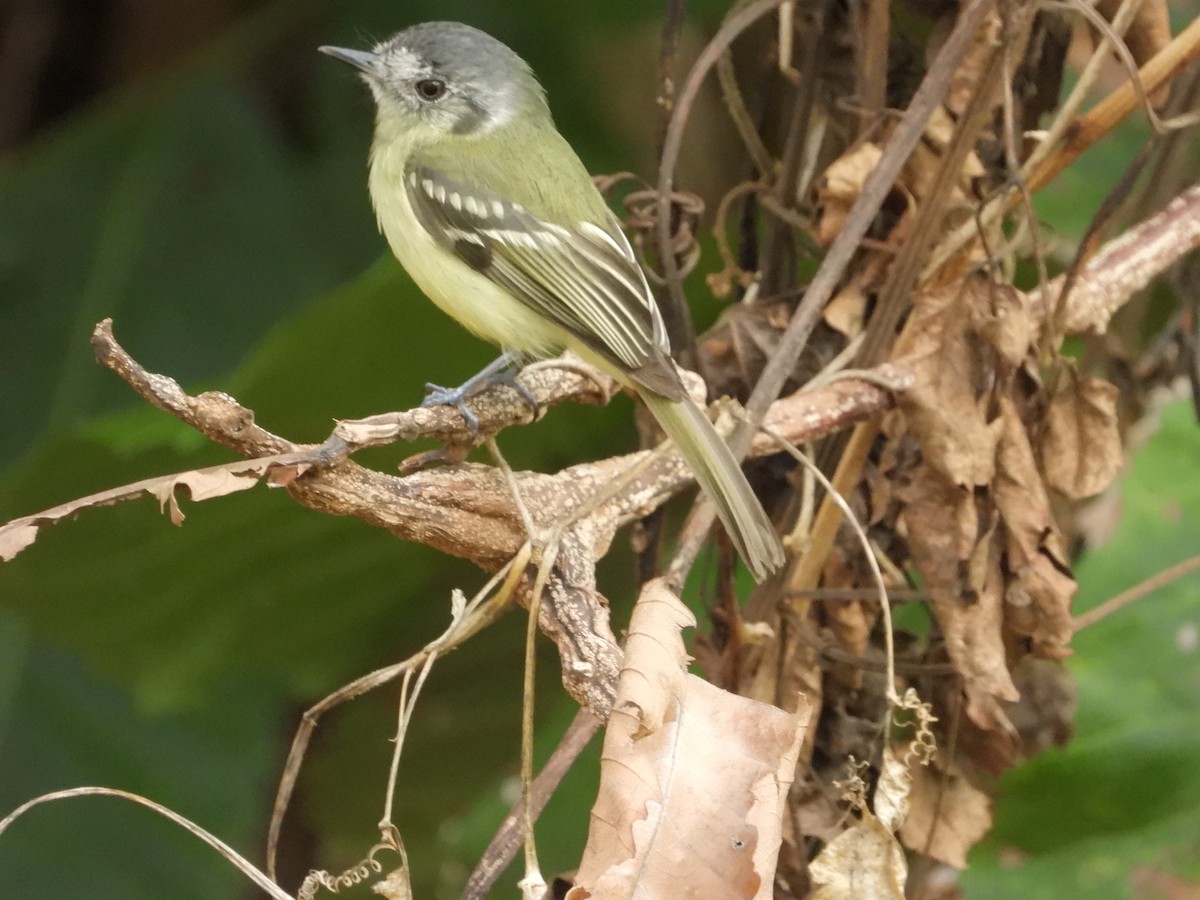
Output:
[{"left": 415, "top": 79, "right": 447, "bottom": 101}]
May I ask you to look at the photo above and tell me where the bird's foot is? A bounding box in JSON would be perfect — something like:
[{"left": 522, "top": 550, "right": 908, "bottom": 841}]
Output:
[{"left": 422, "top": 353, "right": 539, "bottom": 436}]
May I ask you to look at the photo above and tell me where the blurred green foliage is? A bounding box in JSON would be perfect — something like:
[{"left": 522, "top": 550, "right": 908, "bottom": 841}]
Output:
[
  {"left": 963, "top": 401, "right": 1200, "bottom": 899},
  {"left": 0, "top": 0, "right": 1197, "bottom": 898}
]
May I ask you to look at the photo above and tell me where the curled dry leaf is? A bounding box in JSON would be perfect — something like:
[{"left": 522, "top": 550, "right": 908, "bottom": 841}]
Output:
[
  {"left": 568, "top": 580, "right": 809, "bottom": 900},
  {"left": 814, "top": 720, "right": 938, "bottom": 891},
  {"left": 905, "top": 106, "right": 988, "bottom": 210},
  {"left": 1040, "top": 374, "right": 1122, "bottom": 500},
  {"left": 893, "top": 280, "right": 1001, "bottom": 488},
  {"left": 995, "top": 400, "right": 1077, "bottom": 659},
  {"left": 814, "top": 105, "right": 988, "bottom": 253},
  {"left": 968, "top": 281, "right": 1038, "bottom": 369},
  {"left": 898, "top": 464, "right": 1020, "bottom": 729},
  {"left": 153, "top": 468, "right": 265, "bottom": 525},
  {"left": 887, "top": 270, "right": 1083, "bottom": 730},
  {"left": 809, "top": 812, "right": 907, "bottom": 900},
  {"left": 823, "top": 283, "right": 868, "bottom": 339},
  {"left": 940, "top": 9, "right": 1005, "bottom": 118},
  {"left": 898, "top": 760, "right": 993, "bottom": 869},
  {"left": 873, "top": 744, "right": 915, "bottom": 834},
  {"left": 0, "top": 523, "right": 37, "bottom": 562},
  {"left": 0, "top": 457, "right": 297, "bottom": 561},
  {"left": 814, "top": 143, "right": 884, "bottom": 246}
]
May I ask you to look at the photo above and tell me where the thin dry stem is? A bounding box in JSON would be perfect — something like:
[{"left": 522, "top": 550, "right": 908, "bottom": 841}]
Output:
[
  {"left": 758, "top": 423, "right": 898, "bottom": 704},
  {"left": 1074, "top": 554, "right": 1200, "bottom": 631},
  {"left": 1, "top": 788, "right": 294, "bottom": 900},
  {"left": 266, "top": 555, "right": 527, "bottom": 881},
  {"left": 463, "top": 709, "right": 601, "bottom": 900},
  {"left": 927, "top": 14, "right": 1200, "bottom": 277}
]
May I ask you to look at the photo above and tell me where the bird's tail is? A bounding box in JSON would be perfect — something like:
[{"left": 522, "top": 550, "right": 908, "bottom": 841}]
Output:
[{"left": 640, "top": 392, "right": 785, "bottom": 581}]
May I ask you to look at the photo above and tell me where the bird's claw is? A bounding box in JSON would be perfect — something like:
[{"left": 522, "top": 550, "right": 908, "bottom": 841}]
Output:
[
  {"left": 421, "top": 354, "right": 542, "bottom": 437},
  {"left": 422, "top": 382, "right": 482, "bottom": 435}
]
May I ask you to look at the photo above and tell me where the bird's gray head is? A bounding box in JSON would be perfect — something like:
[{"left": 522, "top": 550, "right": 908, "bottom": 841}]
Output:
[{"left": 320, "top": 22, "right": 549, "bottom": 139}]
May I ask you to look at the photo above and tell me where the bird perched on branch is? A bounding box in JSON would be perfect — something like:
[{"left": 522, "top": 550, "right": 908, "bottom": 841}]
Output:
[{"left": 321, "top": 21, "right": 784, "bottom": 580}]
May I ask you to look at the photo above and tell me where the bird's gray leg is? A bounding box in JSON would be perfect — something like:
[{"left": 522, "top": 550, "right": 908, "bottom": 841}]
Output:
[{"left": 422, "top": 350, "right": 539, "bottom": 434}]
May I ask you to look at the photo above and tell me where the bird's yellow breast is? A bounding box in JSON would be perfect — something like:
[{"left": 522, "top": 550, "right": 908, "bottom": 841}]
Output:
[{"left": 367, "top": 142, "right": 568, "bottom": 360}]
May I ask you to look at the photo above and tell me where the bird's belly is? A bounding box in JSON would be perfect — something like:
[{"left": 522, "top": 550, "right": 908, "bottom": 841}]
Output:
[
  {"left": 372, "top": 176, "right": 567, "bottom": 359},
  {"left": 409, "top": 252, "right": 563, "bottom": 358}
]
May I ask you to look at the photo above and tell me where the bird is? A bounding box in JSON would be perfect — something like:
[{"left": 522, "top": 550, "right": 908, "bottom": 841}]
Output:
[{"left": 320, "top": 21, "right": 784, "bottom": 581}]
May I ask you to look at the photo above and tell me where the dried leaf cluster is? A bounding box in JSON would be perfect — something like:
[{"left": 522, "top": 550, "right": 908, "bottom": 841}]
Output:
[{"left": 682, "top": 0, "right": 1194, "bottom": 893}]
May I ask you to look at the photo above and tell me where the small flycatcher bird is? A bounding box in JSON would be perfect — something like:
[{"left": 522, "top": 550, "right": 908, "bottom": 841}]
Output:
[{"left": 321, "top": 22, "right": 784, "bottom": 580}]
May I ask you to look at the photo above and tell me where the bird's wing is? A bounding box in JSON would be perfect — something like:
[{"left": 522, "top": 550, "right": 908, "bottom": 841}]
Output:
[{"left": 405, "top": 164, "right": 683, "bottom": 399}]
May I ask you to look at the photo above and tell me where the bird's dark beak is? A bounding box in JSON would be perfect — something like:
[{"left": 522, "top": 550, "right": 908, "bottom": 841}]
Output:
[{"left": 318, "top": 45, "right": 379, "bottom": 76}]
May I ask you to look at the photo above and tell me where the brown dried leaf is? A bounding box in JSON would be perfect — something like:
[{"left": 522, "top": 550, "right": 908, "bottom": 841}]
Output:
[
  {"left": 268, "top": 463, "right": 312, "bottom": 487},
  {"left": 996, "top": 400, "right": 1077, "bottom": 658},
  {"left": 0, "top": 458, "right": 286, "bottom": 562},
  {"left": 1040, "top": 375, "right": 1122, "bottom": 500},
  {"left": 153, "top": 468, "right": 263, "bottom": 525},
  {"left": 154, "top": 479, "right": 186, "bottom": 525},
  {"left": 874, "top": 744, "right": 915, "bottom": 834},
  {"left": 899, "top": 465, "right": 1019, "bottom": 727},
  {"left": 968, "top": 281, "right": 1038, "bottom": 369},
  {"left": 935, "top": 681, "right": 1021, "bottom": 776},
  {"left": 0, "top": 523, "right": 38, "bottom": 562},
  {"left": 904, "top": 107, "right": 988, "bottom": 206},
  {"left": 815, "top": 143, "right": 884, "bottom": 246},
  {"left": 810, "top": 811, "right": 907, "bottom": 900},
  {"left": 941, "top": 11, "right": 1005, "bottom": 118},
  {"left": 824, "top": 283, "right": 868, "bottom": 338},
  {"left": 893, "top": 281, "right": 1000, "bottom": 488},
  {"left": 899, "top": 762, "right": 993, "bottom": 868},
  {"left": 569, "top": 580, "right": 810, "bottom": 900}
]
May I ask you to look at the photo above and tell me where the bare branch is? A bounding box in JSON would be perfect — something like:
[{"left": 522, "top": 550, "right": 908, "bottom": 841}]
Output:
[
  {"left": 0, "top": 319, "right": 908, "bottom": 715},
  {"left": 1074, "top": 553, "right": 1200, "bottom": 632},
  {"left": 1038, "top": 180, "right": 1200, "bottom": 334}
]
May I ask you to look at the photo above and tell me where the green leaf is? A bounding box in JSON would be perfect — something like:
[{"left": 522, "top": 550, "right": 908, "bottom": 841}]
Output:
[
  {"left": 964, "top": 401, "right": 1200, "bottom": 897},
  {"left": 0, "top": 611, "right": 278, "bottom": 900},
  {"left": 0, "top": 72, "right": 377, "bottom": 466}
]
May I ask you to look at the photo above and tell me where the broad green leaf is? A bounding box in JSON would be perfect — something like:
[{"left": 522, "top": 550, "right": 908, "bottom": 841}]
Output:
[
  {"left": 964, "top": 401, "right": 1200, "bottom": 897},
  {"left": 0, "top": 73, "right": 377, "bottom": 467},
  {"left": 0, "top": 612, "right": 278, "bottom": 900}
]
